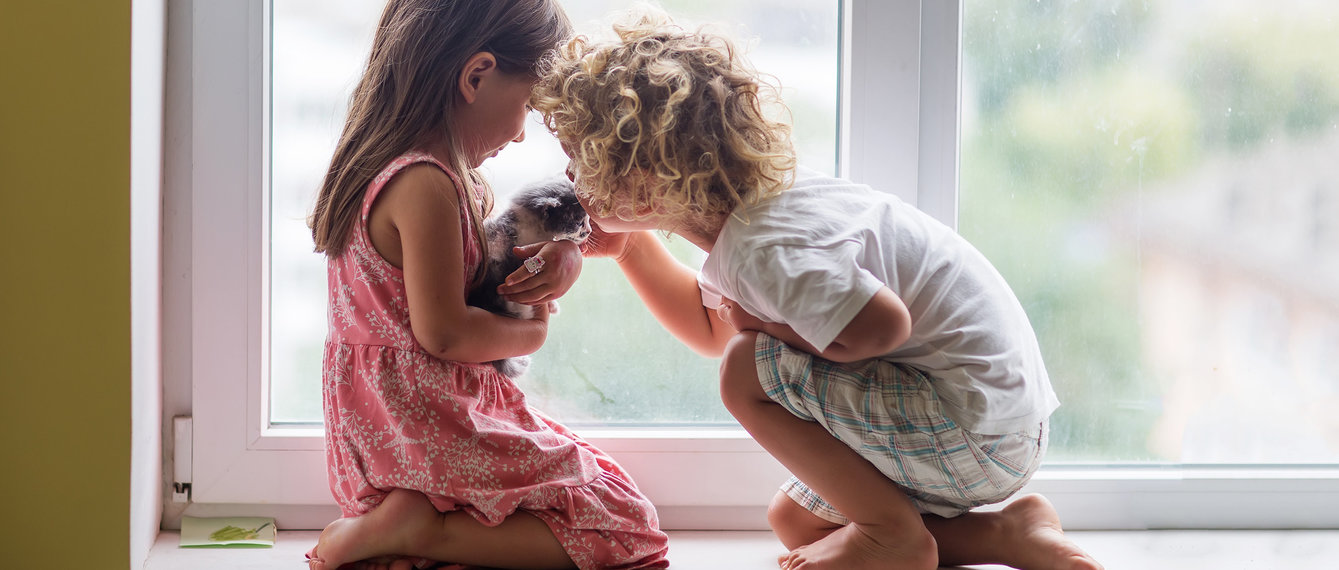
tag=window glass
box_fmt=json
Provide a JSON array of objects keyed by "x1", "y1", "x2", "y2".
[
  {"x1": 269, "y1": 0, "x2": 839, "y2": 425},
  {"x1": 960, "y1": 0, "x2": 1339, "y2": 461}
]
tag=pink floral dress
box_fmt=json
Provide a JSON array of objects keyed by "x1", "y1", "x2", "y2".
[{"x1": 322, "y1": 152, "x2": 669, "y2": 569}]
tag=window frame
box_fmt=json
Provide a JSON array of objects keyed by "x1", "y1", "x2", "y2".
[{"x1": 173, "y1": 0, "x2": 1339, "y2": 530}]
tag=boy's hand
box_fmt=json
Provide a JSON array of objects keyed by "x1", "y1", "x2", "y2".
[
  {"x1": 717, "y1": 298, "x2": 766, "y2": 332},
  {"x1": 719, "y1": 297, "x2": 827, "y2": 357},
  {"x1": 499, "y1": 239, "x2": 582, "y2": 306}
]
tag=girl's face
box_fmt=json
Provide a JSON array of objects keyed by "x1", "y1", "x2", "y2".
[{"x1": 457, "y1": 70, "x2": 537, "y2": 168}]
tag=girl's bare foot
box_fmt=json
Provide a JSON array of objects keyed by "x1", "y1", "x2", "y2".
[
  {"x1": 306, "y1": 488, "x2": 441, "y2": 570},
  {"x1": 999, "y1": 494, "x2": 1104, "y2": 570},
  {"x1": 776, "y1": 522, "x2": 937, "y2": 570}
]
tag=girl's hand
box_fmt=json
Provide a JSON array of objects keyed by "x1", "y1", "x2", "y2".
[
  {"x1": 499, "y1": 239, "x2": 582, "y2": 306},
  {"x1": 717, "y1": 298, "x2": 766, "y2": 332},
  {"x1": 578, "y1": 219, "x2": 634, "y2": 261}
]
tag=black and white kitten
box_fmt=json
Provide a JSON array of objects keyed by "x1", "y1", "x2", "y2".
[{"x1": 468, "y1": 176, "x2": 590, "y2": 377}]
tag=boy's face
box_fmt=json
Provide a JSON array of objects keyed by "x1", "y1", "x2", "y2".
[{"x1": 562, "y1": 151, "x2": 664, "y2": 233}]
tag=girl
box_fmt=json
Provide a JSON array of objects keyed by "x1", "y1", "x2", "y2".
[
  {"x1": 534, "y1": 9, "x2": 1102, "y2": 570},
  {"x1": 305, "y1": 1, "x2": 669, "y2": 568}
]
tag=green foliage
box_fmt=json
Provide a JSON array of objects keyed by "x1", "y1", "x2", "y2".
[
  {"x1": 961, "y1": 2, "x2": 1338, "y2": 460},
  {"x1": 964, "y1": 0, "x2": 1154, "y2": 114},
  {"x1": 1182, "y1": 12, "x2": 1339, "y2": 149},
  {"x1": 958, "y1": 144, "x2": 1161, "y2": 460},
  {"x1": 960, "y1": 1, "x2": 1198, "y2": 461},
  {"x1": 986, "y1": 68, "x2": 1198, "y2": 203}
]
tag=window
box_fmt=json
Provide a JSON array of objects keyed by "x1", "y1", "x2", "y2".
[
  {"x1": 958, "y1": 0, "x2": 1339, "y2": 463},
  {"x1": 269, "y1": 0, "x2": 840, "y2": 426},
  {"x1": 178, "y1": 0, "x2": 1339, "y2": 529}
]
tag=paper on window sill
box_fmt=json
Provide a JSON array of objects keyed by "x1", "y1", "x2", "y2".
[{"x1": 179, "y1": 516, "x2": 276, "y2": 548}]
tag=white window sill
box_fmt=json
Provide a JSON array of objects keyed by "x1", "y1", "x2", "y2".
[{"x1": 146, "y1": 529, "x2": 1339, "y2": 569}]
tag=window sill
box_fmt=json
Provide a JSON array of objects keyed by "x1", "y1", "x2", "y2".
[
  {"x1": 176, "y1": 465, "x2": 1339, "y2": 530},
  {"x1": 146, "y1": 529, "x2": 1339, "y2": 569}
]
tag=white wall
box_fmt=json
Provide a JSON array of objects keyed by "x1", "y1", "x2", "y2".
[{"x1": 132, "y1": 0, "x2": 166, "y2": 565}]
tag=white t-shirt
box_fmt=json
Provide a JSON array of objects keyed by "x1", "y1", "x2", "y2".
[{"x1": 698, "y1": 168, "x2": 1060, "y2": 434}]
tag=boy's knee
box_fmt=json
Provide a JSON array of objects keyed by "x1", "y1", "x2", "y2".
[
  {"x1": 766, "y1": 490, "x2": 805, "y2": 530},
  {"x1": 722, "y1": 330, "x2": 759, "y2": 364},
  {"x1": 767, "y1": 491, "x2": 843, "y2": 550},
  {"x1": 718, "y1": 331, "x2": 761, "y2": 413}
]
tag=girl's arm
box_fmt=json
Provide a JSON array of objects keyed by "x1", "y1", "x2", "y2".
[
  {"x1": 378, "y1": 165, "x2": 548, "y2": 362},
  {"x1": 597, "y1": 229, "x2": 737, "y2": 358},
  {"x1": 719, "y1": 287, "x2": 911, "y2": 363}
]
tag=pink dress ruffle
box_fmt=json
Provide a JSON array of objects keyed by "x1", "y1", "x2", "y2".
[{"x1": 322, "y1": 151, "x2": 669, "y2": 569}]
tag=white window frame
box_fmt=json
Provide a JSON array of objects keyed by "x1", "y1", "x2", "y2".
[{"x1": 172, "y1": 0, "x2": 1339, "y2": 530}]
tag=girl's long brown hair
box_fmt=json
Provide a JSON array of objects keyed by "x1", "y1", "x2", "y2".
[{"x1": 310, "y1": 0, "x2": 572, "y2": 279}]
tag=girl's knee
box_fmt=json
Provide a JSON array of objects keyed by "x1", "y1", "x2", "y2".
[{"x1": 718, "y1": 331, "x2": 761, "y2": 413}]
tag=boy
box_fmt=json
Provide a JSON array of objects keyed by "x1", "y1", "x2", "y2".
[{"x1": 534, "y1": 9, "x2": 1103, "y2": 570}]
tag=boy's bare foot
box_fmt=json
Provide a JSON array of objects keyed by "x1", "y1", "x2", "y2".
[
  {"x1": 776, "y1": 522, "x2": 936, "y2": 570},
  {"x1": 342, "y1": 558, "x2": 418, "y2": 570},
  {"x1": 998, "y1": 494, "x2": 1104, "y2": 570},
  {"x1": 306, "y1": 488, "x2": 441, "y2": 570}
]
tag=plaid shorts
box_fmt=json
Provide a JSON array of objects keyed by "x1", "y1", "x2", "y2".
[{"x1": 755, "y1": 334, "x2": 1047, "y2": 523}]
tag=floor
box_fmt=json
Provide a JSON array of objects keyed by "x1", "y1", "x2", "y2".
[{"x1": 147, "y1": 529, "x2": 1339, "y2": 569}]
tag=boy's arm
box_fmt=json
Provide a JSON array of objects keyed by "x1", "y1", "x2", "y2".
[
  {"x1": 717, "y1": 300, "x2": 821, "y2": 354},
  {"x1": 826, "y1": 287, "x2": 912, "y2": 361},
  {"x1": 720, "y1": 287, "x2": 911, "y2": 363},
  {"x1": 613, "y1": 231, "x2": 737, "y2": 358}
]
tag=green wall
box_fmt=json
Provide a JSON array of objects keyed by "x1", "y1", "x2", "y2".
[{"x1": 0, "y1": 2, "x2": 132, "y2": 568}]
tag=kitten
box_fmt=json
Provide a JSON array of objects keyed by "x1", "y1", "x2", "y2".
[{"x1": 468, "y1": 176, "x2": 591, "y2": 377}]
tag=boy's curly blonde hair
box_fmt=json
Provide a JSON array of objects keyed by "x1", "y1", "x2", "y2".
[{"x1": 532, "y1": 7, "x2": 796, "y2": 228}]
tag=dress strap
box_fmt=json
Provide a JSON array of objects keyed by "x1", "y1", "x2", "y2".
[
  {"x1": 360, "y1": 151, "x2": 465, "y2": 224},
  {"x1": 353, "y1": 151, "x2": 483, "y2": 272}
]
